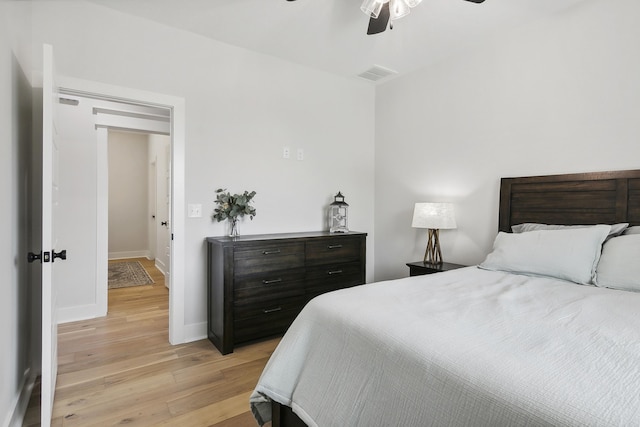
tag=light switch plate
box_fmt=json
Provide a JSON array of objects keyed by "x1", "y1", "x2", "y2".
[{"x1": 188, "y1": 203, "x2": 202, "y2": 218}]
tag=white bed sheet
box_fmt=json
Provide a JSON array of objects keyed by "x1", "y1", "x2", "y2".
[{"x1": 250, "y1": 267, "x2": 640, "y2": 426}]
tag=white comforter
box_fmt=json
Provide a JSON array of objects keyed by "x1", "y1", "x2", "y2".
[{"x1": 250, "y1": 267, "x2": 640, "y2": 426}]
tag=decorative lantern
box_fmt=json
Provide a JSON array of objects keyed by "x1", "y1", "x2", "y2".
[{"x1": 329, "y1": 192, "x2": 349, "y2": 233}]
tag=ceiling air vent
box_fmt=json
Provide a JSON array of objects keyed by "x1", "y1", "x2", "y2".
[{"x1": 357, "y1": 65, "x2": 398, "y2": 82}]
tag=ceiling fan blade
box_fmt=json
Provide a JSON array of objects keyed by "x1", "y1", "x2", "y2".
[
  {"x1": 463, "y1": 0, "x2": 486, "y2": 3},
  {"x1": 367, "y1": 2, "x2": 390, "y2": 35}
]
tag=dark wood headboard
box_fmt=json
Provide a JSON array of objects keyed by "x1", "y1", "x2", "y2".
[{"x1": 499, "y1": 170, "x2": 640, "y2": 232}]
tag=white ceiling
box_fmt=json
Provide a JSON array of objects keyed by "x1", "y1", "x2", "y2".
[{"x1": 86, "y1": 0, "x2": 587, "y2": 82}]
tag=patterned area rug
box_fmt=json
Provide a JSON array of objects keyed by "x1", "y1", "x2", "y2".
[{"x1": 108, "y1": 261, "x2": 154, "y2": 289}]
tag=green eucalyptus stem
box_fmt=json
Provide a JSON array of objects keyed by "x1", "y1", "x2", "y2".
[{"x1": 212, "y1": 188, "x2": 257, "y2": 223}]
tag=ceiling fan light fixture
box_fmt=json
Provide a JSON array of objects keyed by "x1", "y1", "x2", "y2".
[
  {"x1": 361, "y1": 0, "x2": 388, "y2": 19},
  {"x1": 363, "y1": 0, "x2": 486, "y2": 36},
  {"x1": 389, "y1": 0, "x2": 411, "y2": 20},
  {"x1": 404, "y1": 0, "x2": 423, "y2": 7}
]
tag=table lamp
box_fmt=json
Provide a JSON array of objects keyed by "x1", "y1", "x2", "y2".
[{"x1": 412, "y1": 202, "x2": 456, "y2": 265}]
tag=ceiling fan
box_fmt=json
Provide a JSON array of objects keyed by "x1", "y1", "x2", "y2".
[
  {"x1": 365, "y1": 0, "x2": 486, "y2": 35},
  {"x1": 286, "y1": 0, "x2": 486, "y2": 35}
]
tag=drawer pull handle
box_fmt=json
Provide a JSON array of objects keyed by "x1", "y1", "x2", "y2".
[
  {"x1": 328, "y1": 245, "x2": 343, "y2": 249},
  {"x1": 262, "y1": 278, "x2": 283, "y2": 285},
  {"x1": 262, "y1": 250, "x2": 281, "y2": 255},
  {"x1": 263, "y1": 307, "x2": 282, "y2": 314},
  {"x1": 328, "y1": 270, "x2": 343, "y2": 275}
]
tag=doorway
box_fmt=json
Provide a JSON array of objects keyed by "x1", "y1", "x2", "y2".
[
  {"x1": 106, "y1": 130, "x2": 171, "y2": 280},
  {"x1": 57, "y1": 78, "x2": 186, "y2": 344}
]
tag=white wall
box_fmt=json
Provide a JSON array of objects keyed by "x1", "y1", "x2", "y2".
[
  {"x1": 374, "y1": 0, "x2": 640, "y2": 280},
  {"x1": 28, "y1": 1, "x2": 375, "y2": 334},
  {"x1": 108, "y1": 130, "x2": 150, "y2": 259},
  {"x1": 1, "y1": 0, "x2": 37, "y2": 425}
]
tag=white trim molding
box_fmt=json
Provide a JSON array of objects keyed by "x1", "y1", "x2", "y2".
[
  {"x1": 3, "y1": 368, "x2": 35, "y2": 427},
  {"x1": 57, "y1": 75, "x2": 187, "y2": 345}
]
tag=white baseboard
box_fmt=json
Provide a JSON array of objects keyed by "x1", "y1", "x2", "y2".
[
  {"x1": 108, "y1": 250, "x2": 151, "y2": 260},
  {"x1": 57, "y1": 303, "x2": 104, "y2": 324},
  {"x1": 4, "y1": 368, "x2": 35, "y2": 427},
  {"x1": 183, "y1": 322, "x2": 207, "y2": 343},
  {"x1": 155, "y1": 258, "x2": 167, "y2": 275},
  {"x1": 154, "y1": 259, "x2": 170, "y2": 289}
]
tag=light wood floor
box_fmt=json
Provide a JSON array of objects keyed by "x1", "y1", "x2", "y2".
[{"x1": 24, "y1": 258, "x2": 278, "y2": 427}]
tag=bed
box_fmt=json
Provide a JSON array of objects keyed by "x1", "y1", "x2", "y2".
[{"x1": 250, "y1": 170, "x2": 640, "y2": 427}]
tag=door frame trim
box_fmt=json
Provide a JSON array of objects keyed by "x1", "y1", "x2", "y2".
[
  {"x1": 96, "y1": 127, "x2": 108, "y2": 318},
  {"x1": 58, "y1": 76, "x2": 186, "y2": 345}
]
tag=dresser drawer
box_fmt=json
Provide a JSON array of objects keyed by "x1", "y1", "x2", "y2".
[
  {"x1": 234, "y1": 296, "x2": 306, "y2": 342},
  {"x1": 234, "y1": 242, "x2": 304, "y2": 275},
  {"x1": 234, "y1": 311, "x2": 300, "y2": 343},
  {"x1": 305, "y1": 261, "x2": 364, "y2": 298},
  {"x1": 234, "y1": 268, "x2": 305, "y2": 304},
  {"x1": 305, "y1": 237, "x2": 362, "y2": 266},
  {"x1": 234, "y1": 295, "x2": 306, "y2": 320}
]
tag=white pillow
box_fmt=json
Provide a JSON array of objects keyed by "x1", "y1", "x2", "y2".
[
  {"x1": 512, "y1": 222, "x2": 628, "y2": 239},
  {"x1": 623, "y1": 226, "x2": 640, "y2": 235},
  {"x1": 480, "y1": 225, "x2": 611, "y2": 285},
  {"x1": 595, "y1": 234, "x2": 640, "y2": 292}
]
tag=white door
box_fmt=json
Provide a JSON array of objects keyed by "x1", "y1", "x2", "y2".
[
  {"x1": 163, "y1": 142, "x2": 171, "y2": 288},
  {"x1": 154, "y1": 137, "x2": 171, "y2": 286},
  {"x1": 41, "y1": 43, "x2": 63, "y2": 427},
  {"x1": 149, "y1": 158, "x2": 157, "y2": 261}
]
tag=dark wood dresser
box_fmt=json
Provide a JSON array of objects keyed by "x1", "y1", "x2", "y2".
[{"x1": 206, "y1": 231, "x2": 367, "y2": 354}]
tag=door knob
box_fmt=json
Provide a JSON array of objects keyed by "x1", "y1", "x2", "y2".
[
  {"x1": 52, "y1": 249, "x2": 67, "y2": 262},
  {"x1": 28, "y1": 251, "x2": 42, "y2": 263}
]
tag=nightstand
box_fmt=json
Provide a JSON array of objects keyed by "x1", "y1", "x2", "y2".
[{"x1": 406, "y1": 261, "x2": 466, "y2": 277}]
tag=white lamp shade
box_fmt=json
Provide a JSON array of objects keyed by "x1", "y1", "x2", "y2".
[
  {"x1": 389, "y1": 0, "x2": 411, "y2": 20},
  {"x1": 412, "y1": 202, "x2": 457, "y2": 229}
]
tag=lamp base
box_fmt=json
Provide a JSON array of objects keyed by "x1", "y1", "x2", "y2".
[{"x1": 423, "y1": 228, "x2": 443, "y2": 265}]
